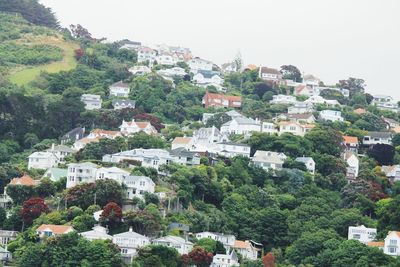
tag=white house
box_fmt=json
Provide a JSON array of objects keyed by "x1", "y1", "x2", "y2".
[
  {"x1": 87, "y1": 129, "x2": 122, "y2": 140},
  {"x1": 188, "y1": 57, "x2": 213, "y2": 73},
  {"x1": 81, "y1": 225, "x2": 112, "y2": 241},
  {"x1": 202, "y1": 110, "x2": 244, "y2": 125},
  {"x1": 128, "y1": 65, "x2": 151, "y2": 76},
  {"x1": 46, "y1": 144, "x2": 76, "y2": 164},
  {"x1": 66, "y1": 162, "x2": 98, "y2": 188},
  {"x1": 109, "y1": 81, "x2": 130, "y2": 98},
  {"x1": 343, "y1": 152, "x2": 359, "y2": 178},
  {"x1": 193, "y1": 70, "x2": 223, "y2": 86},
  {"x1": 270, "y1": 94, "x2": 297, "y2": 105},
  {"x1": 288, "y1": 102, "x2": 315, "y2": 114},
  {"x1": 362, "y1": 132, "x2": 392, "y2": 146},
  {"x1": 81, "y1": 94, "x2": 102, "y2": 110},
  {"x1": 122, "y1": 175, "x2": 155, "y2": 200},
  {"x1": 305, "y1": 96, "x2": 339, "y2": 106},
  {"x1": 278, "y1": 113, "x2": 316, "y2": 124},
  {"x1": 221, "y1": 62, "x2": 238, "y2": 74},
  {"x1": 343, "y1": 135, "x2": 359, "y2": 153},
  {"x1": 278, "y1": 121, "x2": 315, "y2": 137},
  {"x1": 157, "y1": 67, "x2": 186, "y2": 77},
  {"x1": 259, "y1": 67, "x2": 282, "y2": 82},
  {"x1": 96, "y1": 167, "x2": 129, "y2": 183},
  {"x1": 170, "y1": 148, "x2": 201, "y2": 166},
  {"x1": 381, "y1": 165, "x2": 400, "y2": 182},
  {"x1": 295, "y1": 157, "x2": 315, "y2": 175},
  {"x1": 214, "y1": 142, "x2": 251, "y2": 158},
  {"x1": 252, "y1": 150, "x2": 287, "y2": 171},
  {"x1": 384, "y1": 231, "x2": 400, "y2": 256},
  {"x1": 103, "y1": 149, "x2": 172, "y2": 170},
  {"x1": 152, "y1": 235, "x2": 193, "y2": 255},
  {"x1": 233, "y1": 240, "x2": 261, "y2": 261},
  {"x1": 112, "y1": 99, "x2": 136, "y2": 110},
  {"x1": 137, "y1": 46, "x2": 157, "y2": 63},
  {"x1": 294, "y1": 84, "x2": 318, "y2": 97},
  {"x1": 319, "y1": 110, "x2": 344, "y2": 122},
  {"x1": 0, "y1": 230, "x2": 18, "y2": 246},
  {"x1": 119, "y1": 119, "x2": 158, "y2": 135},
  {"x1": 195, "y1": 232, "x2": 236, "y2": 250},
  {"x1": 220, "y1": 117, "x2": 261, "y2": 135},
  {"x1": 348, "y1": 225, "x2": 377, "y2": 244},
  {"x1": 28, "y1": 151, "x2": 59, "y2": 170},
  {"x1": 211, "y1": 251, "x2": 239, "y2": 267},
  {"x1": 303, "y1": 74, "x2": 320, "y2": 88},
  {"x1": 37, "y1": 224, "x2": 74, "y2": 238},
  {"x1": 261, "y1": 122, "x2": 278, "y2": 134},
  {"x1": 372, "y1": 95, "x2": 399, "y2": 113},
  {"x1": 156, "y1": 52, "x2": 177, "y2": 66},
  {"x1": 192, "y1": 127, "x2": 229, "y2": 146},
  {"x1": 171, "y1": 137, "x2": 193, "y2": 150},
  {"x1": 113, "y1": 227, "x2": 150, "y2": 261}
]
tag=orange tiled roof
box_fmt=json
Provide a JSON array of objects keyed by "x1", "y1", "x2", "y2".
[
  {"x1": 37, "y1": 224, "x2": 73, "y2": 235},
  {"x1": 10, "y1": 175, "x2": 37, "y2": 186},
  {"x1": 206, "y1": 92, "x2": 242, "y2": 102},
  {"x1": 172, "y1": 137, "x2": 192, "y2": 144},
  {"x1": 245, "y1": 64, "x2": 258, "y2": 71},
  {"x1": 354, "y1": 108, "x2": 367, "y2": 114},
  {"x1": 91, "y1": 129, "x2": 120, "y2": 136},
  {"x1": 367, "y1": 241, "x2": 384, "y2": 247},
  {"x1": 343, "y1": 135, "x2": 358, "y2": 144},
  {"x1": 234, "y1": 240, "x2": 250, "y2": 249}
]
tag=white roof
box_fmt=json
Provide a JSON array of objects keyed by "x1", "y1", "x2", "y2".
[
  {"x1": 80, "y1": 225, "x2": 112, "y2": 240},
  {"x1": 153, "y1": 235, "x2": 193, "y2": 245},
  {"x1": 113, "y1": 228, "x2": 148, "y2": 239}
]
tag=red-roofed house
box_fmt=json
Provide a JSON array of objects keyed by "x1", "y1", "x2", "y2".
[
  {"x1": 87, "y1": 129, "x2": 122, "y2": 139},
  {"x1": 9, "y1": 175, "x2": 38, "y2": 186},
  {"x1": 171, "y1": 137, "x2": 193, "y2": 150},
  {"x1": 119, "y1": 119, "x2": 158, "y2": 135},
  {"x1": 384, "y1": 231, "x2": 400, "y2": 256},
  {"x1": 342, "y1": 135, "x2": 359, "y2": 153},
  {"x1": 233, "y1": 240, "x2": 261, "y2": 260},
  {"x1": 36, "y1": 224, "x2": 74, "y2": 238},
  {"x1": 202, "y1": 92, "x2": 242, "y2": 108}
]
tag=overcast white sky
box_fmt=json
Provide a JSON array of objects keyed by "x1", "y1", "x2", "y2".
[{"x1": 41, "y1": 0, "x2": 400, "y2": 99}]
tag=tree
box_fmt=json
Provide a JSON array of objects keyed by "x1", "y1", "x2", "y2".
[
  {"x1": 70, "y1": 24, "x2": 93, "y2": 39},
  {"x1": 100, "y1": 202, "x2": 122, "y2": 227},
  {"x1": 137, "y1": 245, "x2": 181, "y2": 267},
  {"x1": 305, "y1": 127, "x2": 343, "y2": 156},
  {"x1": 337, "y1": 78, "x2": 366, "y2": 96},
  {"x1": 21, "y1": 197, "x2": 48, "y2": 225},
  {"x1": 392, "y1": 134, "x2": 400, "y2": 147},
  {"x1": 368, "y1": 144, "x2": 395, "y2": 165},
  {"x1": 5, "y1": 185, "x2": 36, "y2": 205},
  {"x1": 188, "y1": 247, "x2": 213, "y2": 267},
  {"x1": 205, "y1": 113, "x2": 231, "y2": 129},
  {"x1": 280, "y1": 65, "x2": 302, "y2": 82},
  {"x1": 123, "y1": 210, "x2": 161, "y2": 237},
  {"x1": 262, "y1": 252, "x2": 276, "y2": 267}
]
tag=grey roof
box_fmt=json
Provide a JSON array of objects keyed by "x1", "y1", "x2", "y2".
[
  {"x1": 111, "y1": 81, "x2": 130, "y2": 88},
  {"x1": 295, "y1": 157, "x2": 314, "y2": 163},
  {"x1": 196, "y1": 70, "x2": 221, "y2": 79},
  {"x1": 366, "y1": 132, "x2": 393, "y2": 138},
  {"x1": 218, "y1": 142, "x2": 250, "y2": 147},
  {"x1": 223, "y1": 117, "x2": 259, "y2": 126},
  {"x1": 47, "y1": 145, "x2": 76, "y2": 153},
  {"x1": 113, "y1": 229, "x2": 147, "y2": 239},
  {"x1": 68, "y1": 162, "x2": 98, "y2": 168},
  {"x1": 62, "y1": 127, "x2": 85, "y2": 140},
  {"x1": 153, "y1": 235, "x2": 193, "y2": 245},
  {"x1": 170, "y1": 147, "x2": 199, "y2": 158}
]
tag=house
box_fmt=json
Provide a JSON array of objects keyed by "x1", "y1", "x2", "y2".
[
  {"x1": 157, "y1": 67, "x2": 187, "y2": 77},
  {"x1": 81, "y1": 94, "x2": 102, "y2": 110},
  {"x1": 152, "y1": 236, "x2": 193, "y2": 255},
  {"x1": 61, "y1": 127, "x2": 85, "y2": 145},
  {"x1": 348, "y1": 225, "x2": 377, "y2": 244},
  {"x1": 109, "y1": 81, "x2": 130, "y2": 98},
  {"x1": 195, "y1": 232, "x2": 236, "y2": 250},
  {"x1": 103, "y1": 149, "x2": 172, "y2": 170},
  {"x1": 36, "y1": 224, "x2": 74, "y2": 238},
  {"x1": 137, "y1": 46, "x2": 157, "y2": 63},
  {"x1": 119, "y1": 40, "x2": 141, "y2": 50},
  {"x1": 278, "y1": 121, "x2": 314, "y2": 137},
  {"x1": 119, "y1": 119, "x2": 158, "y2": 135},
  {"x1": 381, "y1": 165, "x2": 400, "y2": 182},
  {"x1": 211, "y1": 251, "x2": 239, "y2": 267},
  {"x1": 81, "y1": 225, "x2": 112, "y2": 241},
  {"x1": 87, "y1": 129, "x2": 122, "y2": 140},
  {"x1": 384, "y1": 231, "x2": 400, "y2": 256},
  {"x1": 73, "y1": 136, "x2": 102, "y2": 151},
  {"x1": 343, "y1": 136, "x2": 359, "y2": 153},
  {"x1": 122, "y1": 175, "x2": 155, "y2": 200},
  {"x1": 278, "y1": 113, "x2": 315, "y2": 124},
  {"x1": 112, "y1": 99, "x2": 136, "y2": 110},
  {"x1": 171, "y1": 137, "x2": 193, "y2": 150},
  {"x1": 383, "y1": 117, "x2": 400, "y2": 129},
  {"x1": 7, "y1": 175, "x2": 38, "y2": 190},
  {"x1": 193, "y1": 70, "x2": 223, "y2": 86},
  {"x1": 0, "y1": 247, "x2": 11, "y2": 262},
  {"x1": 27, "y1": 151, "x2": 59, "y2": 170},
  {"x1": 288, "y1": 102, "x2": 315, "y2": 114},
  {"x1": 270, "y1": 94, "x2": 297, "y2": 105},
  {"x1": 43, "y1": 168, "x2": 67, "y2": 182},
  {"x1": 295, "y1": 157, "x2": 316, "y2": 175},
  {"x1": 113, "y1": 227, "x2": 150, "y2": 263},
  {"x1": 202, "y1": 92, "x2": 242, "y2": 109},
  {"x1": 261, "y1": 122, "x2": 278, "y2": 134},
  {"x1": 259, "y1": 67, "x2": 282, "y2": 82},
  {"x1": 343, "y1": 152, "x2": 359, "y2": 178},
  {"x1": 372, "y1": 95, "x2": 399, "y2": 113},
  {"x1": 46, "y1": 144, "x2": 76, "y2": 163},
  {"x1": 128, "y1": 65, "x2": 151, "y2": 76},
  {"x1": 192, "y1": 126, "x2": 229, "y2": 146},
  {"x1": 319, "y1": 110, "x2": 344, "y2": 122},
  {"x1": 221, "y1": 62, "x2": 238, "y2": 74},
  {"x1": 220, "y1": 117, "x2": 261, "y2": 135},
  {"x1": 294, "y1": 84, "x2": 318, "y2": 97},
  {"x1": 233, "y1": 240, "x2": 261, "y2": 260},
  {"x1": 202, "y1": 110, "x2": 244, "y2": 124},
  {"x1": 66, "y1": 162, "x2": 98, "y2": 188},
  {"x1": 96, "y1": 167, "x2": 129, "y2": 183},
  {"x1": 156, "y1": 52, "x2": 177, "y2": 66},
  {"x1": 305, "y1": 95, "x2": 339, "y2": 106},
  {"x1": 303, "y1": 74, "x2": 320, "y2": 88},
  {"x1": 214, "y1": 142, "x2": 251, "y2": 158},
  {"x1": 0, "y1": 230, "x2": 18, "y2": 246},
  {"x1": 188, "y1": 57, "x2": 213, "y2": 73},
  {"x1": 362, "y1": 132, "x2": 392, "y2": 146},
  {"x1": 170, "y1": 148, "x2": 201, "y2": 166},
  {"x1": 252, "y1": 150, "x2": 287, "y2": 171}
]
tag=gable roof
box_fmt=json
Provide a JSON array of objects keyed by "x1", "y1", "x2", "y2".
[
  {"x1": 37, "y1": 224, "x2": 73, "y2": 235},
  {"x1": 260, "y1": 67, "x2": 281, "y2": 75},
  {"x1": 112, "y1": 99, "x2": 136, "y2": 107},
  {"x1": 10, "y1": 175, "x2": 37, "y2": 186},
  {"x1": 196, "y1": 70, "x2": 221, "y2": 79},
  {"x1": 367, "y1": 241, "x2": 384, "y2": 247},
  {"x1": 205, "y1": 92, "x2": 242, "y2": 102},
  {"x1": 91, "y1": 129, "x2": 121, "y2": 136},
  {"x1": 343, "y1": 135, "x2": 359, "y2": 144},
  {"x1": 113, "y1": 228, "x2": 147, "y2": 239},
  {"x1": 353, "y1": 108, "x2": 367, "y2": 114},
  {"x1": 172, "y1": 137, "x2": 192, "y2": 145},
  {"x1": 366, "y1": 131, "x2": 392, "y2": 139},
  {"x1": 110, "y1": 81, "x2": 129, "y2": 88},
  {"x1": 234, "y1": 240, "x2": 250, "y2": 249}
]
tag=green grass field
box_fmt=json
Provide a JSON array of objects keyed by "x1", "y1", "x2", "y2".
[{"x1": 9, "y1": 35, "x2": 79, "y2": 85}]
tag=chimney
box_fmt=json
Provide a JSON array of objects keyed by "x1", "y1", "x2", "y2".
[
  {"x1": 129, "y1": 226, "x2": 133, "y2": 232},
  {"x1": 51, "y1": 143, "x2": 55, "y2": 151}
]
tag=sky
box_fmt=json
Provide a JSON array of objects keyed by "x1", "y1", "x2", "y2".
[{"x1": 40, "y1": 0, "x2": 400, "y2": 99}]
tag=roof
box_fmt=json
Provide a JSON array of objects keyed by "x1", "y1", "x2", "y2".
[
  {"x1": 286, "y1": 113, "x2": 314, "y2": 120},
  {"x1": 37, "y1": 224, "x2": 73, "y2": 235},
  {"x1": 196, "y1": 70, "x2": 221, "y2": 79},
  {"x1": 47, "y1": 145, "x2": 76, "y2": 153},
  {"x1": 366, "y1": 131, "x2": 392, "y2": 139},
  {"x1": 205, "y1": 92, "x2": 242, "y2": 102},
  {"x1": 10, "y1": 175, "x2": 37, "y2": 186},
  {"x1": 353, "y1": 108, "x2": 367, "y2": 114},
  {"x1": 113, "y1": 228, "x2": 147, "y2": 239},
  {"x1": 172, "y1": 137, "x2": 192, "y2": 145},
  {"x1": 44, "y1": 168, "x2": 67, "y2": 180},
  {"x1": 234, "y1": 240, "x2": 250, "y2": 249},
  {"x1": 343, "y1": 135, "x2": 358, "y2": 144},
  {"x1": 62, "y1": 127, "x2": 85, "y2": 139},
  {"x1": 124, "y1": 120, "x2": 152, "y2": 129},
  {"x1": 110, "y1": 81, "x2": 129, "y2": 88},
  {"x1": 80, "y1": 225, "x2": 112, "y2": 239},
  {"x1": 343, "y1": 151, "x2": 357, "y2": 160},
  {"x1": 367, "y1": 241, "x2": 384, "y2": 247},
  {"x1": 295, "y1": 157, "x2": 314, "y2": 163},
  {"x1": 303, "y1": 74, "x2": 320, "y2": 81},
  {"x1": 153, "y1": 235, "x2": 192, "y2": 244},
  {"x1": 112, "y1": 99, "x2": 136, "y2": 107},
  {"x1": 218, "y1": 142, "x2": 250, "y2": 147},
  {"x1": 170, "y1": 147, "x2": 199, "y2": 157},
  {"x1": 253, "y1": 150, "x2": 287, "y2": 164},
  {"x1": 68, "y1": 162, "x2": 98, "y2": 168},
  {"x1": 91, "y1": 129, "x2": 120, "y2": 136},
  {"x1": 76, "y1": 137, "x2": 102, "y2": 144},
  {"x1": 260, "y1": 67, "x2": 281, "y2": 75},
  {"x1": 383, "y1": 117, "x2": 399, "y2": 125},
  {"x1": 244, "y1": 64, "x2": 258, "y2": 71}
]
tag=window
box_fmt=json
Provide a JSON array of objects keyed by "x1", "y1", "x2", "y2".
[
  {"x1": 390, "y1": 239, "x2": 397, "y2": 245},
  {"x1": 389, "y1": 247, "x2": 397, "y2": 253},
  {"x1": 353, "y1": 234, "x2": 361, "y2": 239}
]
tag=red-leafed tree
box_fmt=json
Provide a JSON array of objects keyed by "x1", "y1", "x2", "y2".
[
  {"x1": 21, "y1": 197, "x2": 48, "y2": 224},
  {"x1": 262, "y1": 252, "x2": 276, "y2": 267},
  {"x1": 181, "y1": 254, "x2": 190, "y2": 267},
  {"x1": 134, "y1": 113, "x2": 165, "y2": 132},
  {"x1": 100, "y1": 202, "x2": 122, "y2": 227},
  {"x1": 74, "y1": 48, "x2": 85, "y2": 60},
  {"x1": 188, "y1": 247, "x2": 213, "y2": 267}
]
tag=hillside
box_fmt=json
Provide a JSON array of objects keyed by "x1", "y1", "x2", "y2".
[{"x1": 0, "y1": 12, "x2": 78, "y2": 85}]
